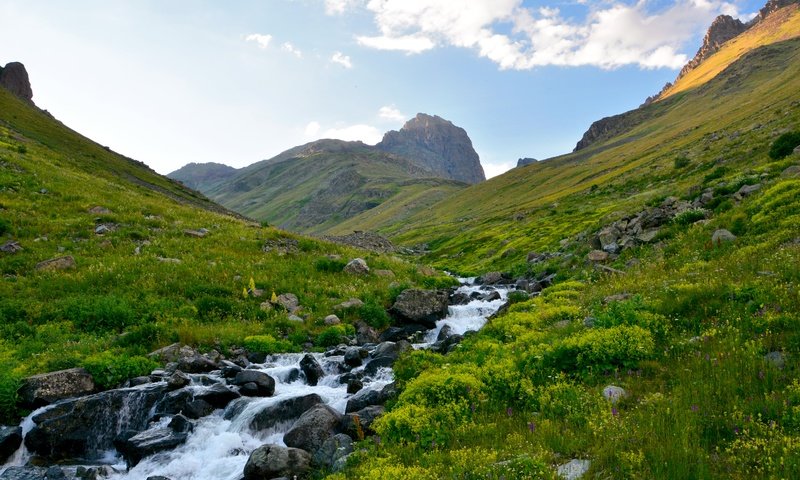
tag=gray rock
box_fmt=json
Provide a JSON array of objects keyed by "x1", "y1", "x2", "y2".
[
  {"x1": 390, "y1": 289, "x2": 449, "y2": 328},
  {"x1": 116, "y1": 426, "x2": 189, "y2": 466},
  {"x1": 478, "y1": 271, "x2": 503, "y2": 284},
  {"x1": 300, "y1": 354, "x2": 325, "y2": 386},
  {"x1": 587, "y1": 250, "x2": 609, "y2": 262},
  {"x1": 344, "y1": 347, "x2": 363, "y2": 368},
  {"x1": 283, "y1": 404, "x2": 342, "y2": 453},
  {"x1": 20, "y1": 368, "x2": 95, "y2": 408},
  {"x1": 347, "y1": 378, "x2": 363, "y2": 394},
  {"x1": 0, "y1": 62, "x2": 34, "y2": 103},
  {"x1": 94, "y1": 225, "x2": 111, "y2": 235},
  {"x1": 45, "y1": 467, "x2": 66, "y2": 480},
  {"x1": 193, "y1": 383, "x2": 240, "y2": 408},
  {"x1": 166, "y1": 371, "x2": 190, "y2": 390},
  {"x1": 233, "y1": 370, "x2": 275, "y2": 397},
  {"x1": 183, "y1": 229, "x2": 207, "y2": 238},
  {"x1": 636, "y1": 228, "x2": 659, "y2": 243},
  {"x1": 249, "y1": 394, "x2": 323, "y2": 432},
  {"x1": 0, "y1": 467, "x2": 48, "y2": 480},
  {"x1": 557, "y1": 459, "x2": 591, "y2": 479},
  {"x1": 734, "y1": 183, "x2": 761, "y2": 199},
  {"x1": 711, "y1": 229, "x2": 736, "y2": 244},
  {"x1": 324, "y1": 314, "x2": 341, "y2": 325},
  {"x1": 312, "y1": 433, "x2": 353, "y2": 468},
  {"x1": 355, "y1": 321, "x2": 380, "y2": 345},
  {"x1": 0, "y1": 241, "x2": 22, "y2": 254},
  {"x1": 243, "y1": 444, "x2": 312, "y2": 480},
  {"x1": 341, "y1": 405, "x2": 385, "y2": 439},
  {"x1": 0, "y1": 426, "x2": 22, "y2": 463},
  {"x1": 34, "y1": 255, "x2": 76, "y2": 271},
  {"x1": 276, "y1": 293, "x2": 300, "y2": 313},
  {"x1": 183, "y1": 399, "x2": 214, "y2": 419},
  {"x1": 764, "y1": 351, "x2": 785, "y2": 369},
  {"x1": 343, "y1": 258, "x2": 369, "y2": 275},
  {"x1": 781, "y1": 165, "x2": 800, "y2": 178},
  {"x1": 335, "y1": 298, "x2": 364, "y2": 310},
  {"x1": 602, "y1": 385, "x2": 628, "y2": 404},
  {"x1": 345, "y1": 383, "x2": 396, "y2": 413}
]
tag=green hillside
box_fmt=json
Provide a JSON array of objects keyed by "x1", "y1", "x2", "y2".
[
  {"x1": 0, "y1": 87, "x2": 453, "y2": 421},
  {"x1": 203, "y1": 139, "x2": 466, "y2": 234}
]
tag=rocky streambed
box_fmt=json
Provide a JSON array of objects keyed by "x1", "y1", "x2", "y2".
[{"x1": 0, "y1": 280, "x2": 512, "y2": 480}]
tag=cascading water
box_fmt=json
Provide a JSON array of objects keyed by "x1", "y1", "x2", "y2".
[{"x1": 1, "y1": 280, "x2": 511, "y2": 480}]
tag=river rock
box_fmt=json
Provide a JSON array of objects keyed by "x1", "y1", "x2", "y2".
[
  {"x1": 347, "y1": 378, "x2": 363, "y2": 394},
  {"x1": 220, "y1": 361, "x2": 243, "y2": 379},
  {"x1": 300, "y1": 354, "x2": 325, "y2": 386},
  {"x1": 283, "y1": 404, "x2": 342, "y2": 453},
  {"x1": 232, "y1": 370, "x2": 275, "y2": 397},
  {"x1": 20, "y1": 368, "x2": 95, "y2": 408},
  {"x1": 364, "y1": 341, "x2": 410, "y2": 376},
  {"x1": 355, "y1": 321, "x2": 380, "y2": 345},
  {"x1": 340, "y1": 405, "x2": 385, "y2": 438},
  {"x1": 344, "y1": 347, "x2": 364, "y2": 368},
  {"x1": 25, "y1": 384, "x2": 167, "y2": 461},
  {"x1": 343, "y1": 258, "x2": 369, "y2": 275},
  {"x1": 345, "y1": 383, "x2": 396, "y2": 413},
  {"x1": 711, "y1": 229, "x2": 736, "y2": 244},
  {"x1": 166, "y1": 371, "x2": 190, "y2": 390},
  {"x1": 176, "y1": 353, "x2": 218, "y2": 374},
  {"x1": 34, "y1": 255, "x2": 76, "y2": 271},
  {"x1": 0, "y1": 467, "x2": 48, "y2": 479},
  {"x1": 390, "y1": 289, "x2": 449, "y2": 328},
  {"x1": 249, "y1": 394, "x2": 323, "y2": 432},
  {"x1": 117, "y1": 425, "x2": 189, "y2": 467},
  {"x1": 312, "y1": 433, "x2": 353, "y2": 468},
  {"x1": 478, "y1": 271, "x2": 504, "y2": 284},
  {"x1": 193, "y1": 383, "x2": 240, "y2": 408},
  {"x1": 0, "y1": 426, "x2": 22, "y2": 463},
  {"x1": 243, "y1": 444, "x2": 312, "y2": 480},
  {"x1": 183, "y1": 399, "x2": 214, "y2": 419}
]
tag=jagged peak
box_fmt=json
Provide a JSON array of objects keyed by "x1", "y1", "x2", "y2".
[{"x1": 0, "y1": 61, "x2": 34, "y2": 104}]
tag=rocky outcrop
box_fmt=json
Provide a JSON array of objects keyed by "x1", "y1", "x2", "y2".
[
  {"x1": 243, "y1": 444, "x2": 312, "y2": 480},
  {"x1": 390, "y1": 289, "x2": 449, "y2": 328},
  {"x1": 676, "y1": 15, "x2": 748, "y2": 82},
  {"x1": 516, "y1": 157, "x2": 537, "y2": 168},
  {"x1": 19, "y1": 368, "x2": 95, "y2": 408},
  {"x1": 377, "y1": 113, "x2": 485, "y2": 184},
  {"x1": 0, "y1": 62, "x2": 33, "y2": 104},
  {"x1": 574, "y1": 111, "x2": 643, "y2": 152}
]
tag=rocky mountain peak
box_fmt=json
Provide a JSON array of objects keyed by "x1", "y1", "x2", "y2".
[
  {"x1": 757, "y1": 0, "x2": 799, "y2": 21},
  {"x1": 676, "y1": 15, "x2": 747, "y2": 81},
  {"x1": 377, "y1": 113, "x2": 485, "y2": 184},
  {"x1": 0, "y1": 62, "x2": 34, "y2": 104},
  {"x1": 517, "y1": 158, "x2": 537, "y2": 168}
]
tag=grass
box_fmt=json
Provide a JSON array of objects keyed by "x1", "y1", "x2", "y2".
[{"x1": 0, "y1": 87, "x2": 454, "y2": 422}]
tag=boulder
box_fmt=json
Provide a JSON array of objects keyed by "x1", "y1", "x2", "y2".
[
  {"x1": 0, "y1": 467, "x2": 48, "y2": 479},
  {"x1": 183, "y1": 229, "x2": 207, "y2": 238},
  {"x1": 711, "y1": 229, "x2": 736, "y2": 244},
  {"x1": 243, "y1": 444, "x2": 312, "y2": 480},
  {"x1": 378, "y1": 324, "x2": 426, "y2": 342},
  {"x1": 478, "y1": 271, "x2": 503, "y2": 284},
  {"x1": 347, "y1": 379, "x2": 363, "y2": 394},
  {"x1": 390, "y1": 289, "x2": 449, "y2": 328},
  {"x1": 636, "y1": 228, "x2": 659, "y2": 243},
  {"x1": 193, "y1": 383, "x2": 240, "y2": 408},
  {"x1": 355, "y1": 321, "x2": 380, "y2": 345},
  {"x1": 0, "y1": 426, "x2": 22, "y2": 463},
  {"x1": 596, "y1": 226, "x2": 621, "y2": 250},
  {"x1": 764, "y1": 351, "x2": 785, "y2": 369},
  {"x1": 166, "y1": 371, "x2": 190, "y2": 390},
  {"x1": 335, "y1": 298, "x2": 364, "y2": 310},
  {"x1": 300, "y1": 354, "x2": 326, "y2": 386},
  {"x1": 232, "y1": 370, "x2": 275, "y2": 397},
  {"x1": 276, "y1": 293, "x2": 300, "y2": 313},
  {"x1": 557, "y1": 459, "x2": 591, "y2": 480},
  {"x1": 34, "y1": 255, "x2": 76, "y2": 271},
  {"x1": 345, "y1": 383, "x2": 396, "y2": 413},
  {"x1": 449, "y1": 291, "x2": 471, "y2": 305},
  {"x1": 734, "y1": 183, "x2": 761, "y2": 199},
  {"x1": 312, "y1": 433, "x2": 353, "y2": 468},
  {"x1": 340, "y1": 405, "x2": 385, "y2": 439},
  {"x1": 283, "y1": 404, "x2": 342, "y2": 453},
  {"x1": 183, "y1": 399, "x2": 214, "y2": 419},
  {"x1": 587, "y1": 250, "x2": 609, "y2": 262},
  {"x1": 343, "y1": 258, "x2": 369, "y2": 275},
  {"x1": 20, "y1": 368, "x2": 95, "y2": 408},
  {"x1": 344, "y1": 347, "x2": 364, "y2": 368},
  {"x1": 177, "y1": 354, "x2": 218, "y2": 374},
  {"x1": 0, "y1": 241, "x2": 22, "y2": 254},
  {"x1": 602, "y1": 385, "x2": 628, "y2": 404},
  {"x1": 25, "y1": 384, "x2": 167, "y2": 461},
  {"x1": 324, "y1": 314, "x2": 341, "y2": 325},
  {"x1": 116, "y1": 426, "x2": 189, "y2": 467},
  {"x1": 374, "y1": 269, "x2": 395, "y2": 278},
  {"x1": 249, "y1": 394, "x2": 323, "y2": 432}
]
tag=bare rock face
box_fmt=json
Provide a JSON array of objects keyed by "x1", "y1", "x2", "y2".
[
  {"x1": 377, "y1": 113, "x2": 485, "y2": 184},
  {"x1": 20, "y1": 368, "x2": 95, "y2": 408},
  {"x1": 676, "y1": 15, "x2": 747, "y2": 82},
  {"x1": 0, "y1": 62, "x2": 33, "y2": 103}
]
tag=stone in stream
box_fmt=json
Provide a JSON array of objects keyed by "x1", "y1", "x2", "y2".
[
  {"x1": 340, "y1": 405, "x2": 385, "y2": 439},
  {"x1": 299, "y1": 354, "x2": 325, "y2": 386},
  {"x1": 345, "y1": 383, "x2": 396, "y2": 413},
  {"x1": 347, "y1": 378, "x2": 363, "y2": 394},
  {"x1": 232, "y1": 370, "x2": 276, "y2": 397},
  {"x1": 283, "y1": 404, "x2": 342, "y2": 454},
  {"x1": 0, "y1": 425, "x2": 23, "y2": 463},
  {"x1": 166, "y1": 370, "x2": 190, "y2": 390},
  {"x1": 390, "y1": 289, "x2": 449, "y2": 328},
  {"x1": 183, "y1": 399, "x2": 215, "y2": 419},
  {"x1": 313, "y1": 433, "x2": 354, "y2": 468},
  {"x1": 343, "y1": 347, "x2": 364, "y2": 368},
  {"x1": 243, "y1": 444, "x2": 312, "y2": 480},
  {"x1": 19, "y1": 368, "x2": 95, "y2": 408},
  {"x1": 193, "y1": 383, "x2": 240, "y2": 408},
  {"x1": 249, "y1": 394, "x2": 324, "y2": 432},
  {"x1": 116, "y1": 424, "x2": 190, "y2": 467},
  {"x1": 0, "y1": 467, "x2": 49, "y2": 479}
]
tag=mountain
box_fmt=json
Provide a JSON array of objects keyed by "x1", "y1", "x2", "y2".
[
  {"x1": 200, "y1": 138, "x2": 466, "y2": 233},
  {"x1": 0, "y1": 62, "x2": 33, "y2": 104},
  {"x1": 171, "y1": 113, "x2": 480, "y2": 234},
  {"x1": 376, "y1": 113, "x2": 485, "y2": 184},
  {"x1": 516, "y1": 157, "x2": 537, "y2": 168},
  {"x1": 168, "y1": 162, "x2": 239, "y2": 192}
]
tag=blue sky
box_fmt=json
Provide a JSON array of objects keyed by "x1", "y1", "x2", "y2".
[{"x1": 0, "y1": 0, "x2": 763, "y2": 177}]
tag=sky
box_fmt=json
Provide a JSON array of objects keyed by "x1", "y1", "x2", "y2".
[{"x1": 0, "y1": 0, "x2": 764, "y2": 178}]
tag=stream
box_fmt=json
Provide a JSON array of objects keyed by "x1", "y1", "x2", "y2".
[{"x1": 1, "y1": 280, "x2": 510, "y2": 479}]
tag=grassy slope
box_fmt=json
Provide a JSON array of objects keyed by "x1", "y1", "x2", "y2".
[
  {"x1": 384, "y1": 35, "x2": 800, "y2": 276},
  {"x1": 0, "y1": 88, "x2": 454, "y2": 420},
  {"x1": 662, "y1": 4, "x2": 800, "y2": 99},
  {"x1": 204, "y1": 143, "x2": 466, "y2": 235},
  {"x1": 327, "y1": 33, "x2": 800, "y2": 480}
]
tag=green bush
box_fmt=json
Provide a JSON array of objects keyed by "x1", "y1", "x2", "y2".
[
  {"x1": 0, "y1": 218, "x2": 10, "y2": 236},
  {"x1": 399, "y1": 369, "x2": 484, "y2": 407},
  {"x1": 195, "y1": 295, "x2": 236, "y2": 322},
  {"x1": 0, "y1": 370, "x2": 21, "y2": 423},
  {"x1": 16, "y1": 145, "x2": 27, "y2": 154},
  {"x1": 393, "y1": 350, "x2": 442, "y2": 390},
  {"x1": 314, "y1": 257, "x2": 347, "y2": 272},
  {"x1": 359, "y1": 302, "x2": 391, "y2": 329},
  {"x1": 768, "y1": 131, "x2": 800, "y2": 159},
  {"x1": 674, "y1": 155, "x2": 691, "y2": 169},
  {"x1": 673, "y1": 208, "x2": 706, "y2": 226},
  {"x1": 317, "y1": 325, "x2": 348, "y2": 347},
  {"x1": 243, "y1": 334, "x2": 293, "y2": 354},
  {"x1": 543, "y1": 325, "x2": 655, "y2": 373},
  {"x1": 114, "y1": 323, "x2": 168, "y2": 351},
  {"x1": 64, "y1": 295, "x2": 137, "y2": 333},
  {"x1": 82, "y1": 352, "x2": 158, "y2": 390},
  {"x1": 507, "y1": 290, "x2": 530, "y2": 304}
]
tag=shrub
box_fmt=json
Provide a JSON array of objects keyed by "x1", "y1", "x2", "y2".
[
  {"x1": 359, "y1": 302, "x2": 390, "y2": 329},
  {"x1": 243, "y1": 334, "x2": 292, "y2": 354},
  {"x1": 399, "y1": 369, "x2": 484, "y2": 407},
  {"x1": 768, "y1": 131, "x2": 800, "y2": 159},
  {"x1": 82, "y1": 352, "x2": 158, "y2": 390},
  {"x1": 195, "y1": 295, "x2": 235, "y2": 322},
  {"x1": 543, "y1": 325, "x2": 655, "y2": 373},
  {"x1": 673, "y1": 208, "x2": 706, "y2": 226},
  {"x1": 64, "y1": 295, "x2": 137, "y2": 332},
  {"x1": 0, "y1": 370, "x2": 21, "y2": 423},
  {"x1": 393, "y1": 350, "x2": 443, "y2": 390},
  {"x1": 314, "y1": 257, "x2": 346, "y2": 272},
  {"x1": 16, "y1": 145, "x2": 27, "y2": 154},
  {"x1": 0, "y1": 218, "x2": 10, "y2": 236},
  {"x1": 674, "y1": 155, "x2": 690, "y2": 169},
  {"x1": 507, "y1": 290, "x2": 530, "y2": 304},
  {"x1": 317, "y1": 325, "x2": 348, "y2": 347}
]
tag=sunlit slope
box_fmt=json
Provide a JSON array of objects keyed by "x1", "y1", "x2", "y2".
[
  {"x1": 387, "y1": 38, "x2": 800, "y2": 273},
  {"x1": 662, "y1": 3, "x2": 800, "y2": 99}
]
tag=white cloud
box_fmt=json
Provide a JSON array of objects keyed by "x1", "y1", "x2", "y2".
[
  {"x1": 282, "y1": 42, "x2": 303, "y2": 58},
  {"x1": 378, "y1": 105, "x2": 406, "y2": 122},
  {"x1": 245, "y1": 33, "x2": 272, "y2": 49},
  {"x1": 483, "y1": 161, "x2": 515, "y2": 179},
  {"x1": 304, "y1": 120, "x2": 383, "y2": 144},
  {"x1": 338, "y1": 0, "x2": 742, "y2": 70},
  {"x1": 331, "y1": 51, "x2": 353, "y2": 68}
]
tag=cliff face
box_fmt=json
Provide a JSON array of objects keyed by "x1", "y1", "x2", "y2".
[
  {"x1": 676, "y1": 15, "x2": 748, "y2": 83},
  {"x1": 377, "y1": 113, "x2": 486, "y2": 184},
  {"x1": 0, "y1": 62, "x2": 34, "y2": 104}
]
